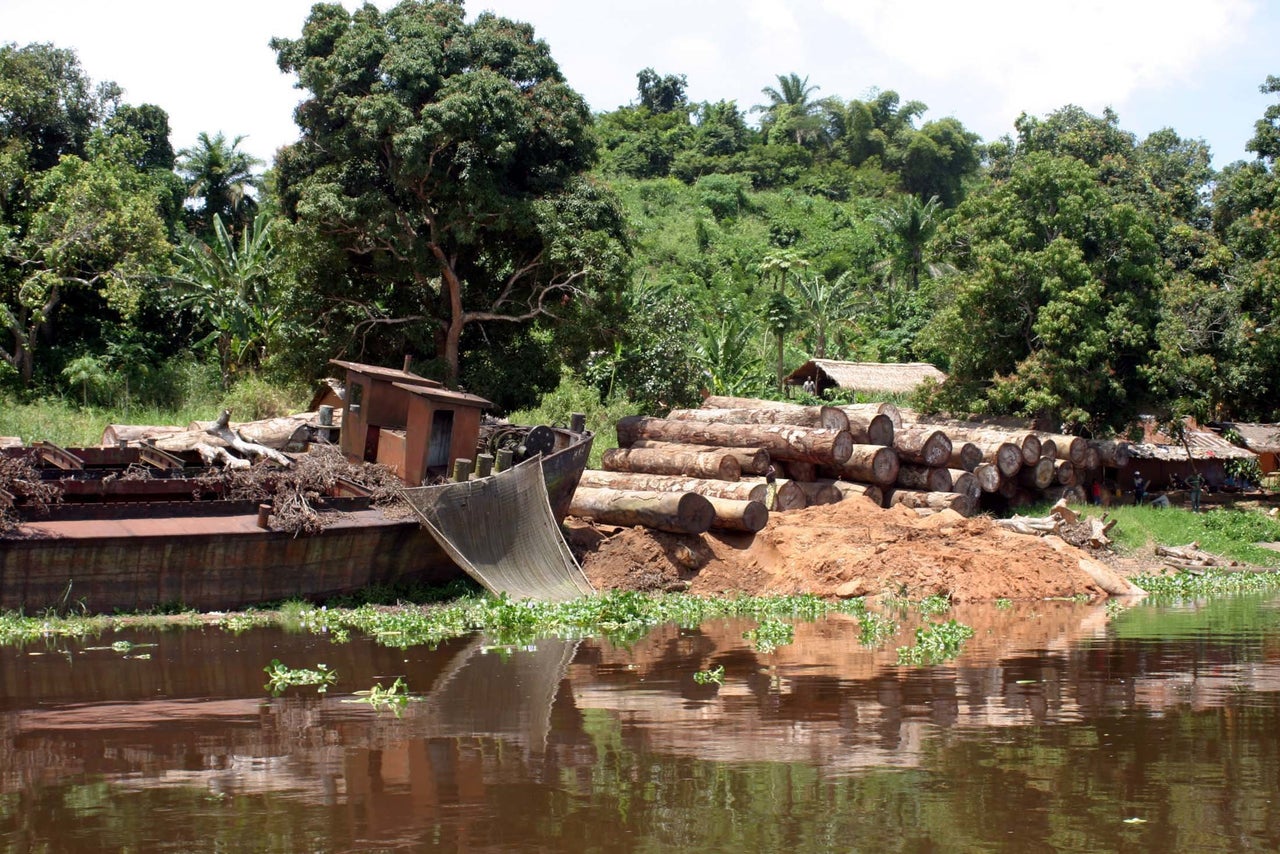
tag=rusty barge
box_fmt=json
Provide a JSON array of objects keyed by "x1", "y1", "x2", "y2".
[{"x1": 0, "y1": 360, "x2": 593, "y2": 613}]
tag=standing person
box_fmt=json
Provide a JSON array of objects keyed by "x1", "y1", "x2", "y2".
[
  {"x1": 1186, "y1": 471, "x2": 1205, "y2": 512},
  {"x1": 1132, "y1": 472, "x2": 1147, "y2": 505}
]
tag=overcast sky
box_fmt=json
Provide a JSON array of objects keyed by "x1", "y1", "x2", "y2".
[{"x1": 6, "y1": 0, "x2": 1276, "y2": 171}]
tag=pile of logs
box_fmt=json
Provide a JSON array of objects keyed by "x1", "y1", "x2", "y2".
[
  {"x1": 1155, "y1": 542, "x2": 1253, "y2": 574},
  {"x1": 570, "y1": 395, "x2": 1134, "y2": 536}
]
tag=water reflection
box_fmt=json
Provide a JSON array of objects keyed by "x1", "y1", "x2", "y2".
[{"x1": 2, "y1": 595, "x2": 1280, "y2": 851}]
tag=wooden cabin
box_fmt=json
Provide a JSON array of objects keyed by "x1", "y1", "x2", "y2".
[
  {"x1": 1126, "y1": 416, "x2": 1257, "y2": 490},
  {"x1": 331, "y1": 359, "x2": 492, "y2": 485}
]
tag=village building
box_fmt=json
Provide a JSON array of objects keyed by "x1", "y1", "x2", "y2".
[
  {"x1": 1125, "y1": 416, "x2": 1256, "y2": 492},
  {"x1": 784, "y1": 359, "x2": 946, "y2": 399},
  {"x1": 1214, "y1": 422, "x2": 1280, "y2": 476}
]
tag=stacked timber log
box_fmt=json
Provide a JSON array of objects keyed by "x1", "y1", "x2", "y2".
[{"x1": 570, "y1": 396, "x2": 1134, "y2": 535}]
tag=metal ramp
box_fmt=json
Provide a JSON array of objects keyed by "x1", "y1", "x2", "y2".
[{"x1": 400, "y1": 456, "x2": 594, "y2": 602}]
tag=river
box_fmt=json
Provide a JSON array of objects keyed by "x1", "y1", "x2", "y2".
[{"x1": 2, "y1": 594, "x2": 1279, "y2": 851}]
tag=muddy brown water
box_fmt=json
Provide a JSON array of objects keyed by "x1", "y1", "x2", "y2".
[{"x1": 3, "y1": 596, "x2": 1280, "y2": 852}]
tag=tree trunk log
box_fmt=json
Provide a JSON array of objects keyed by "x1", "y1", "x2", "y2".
[
  {"x1": 1092, "y1": 440, "x2": 1133, "y2": 468},
  {"x1": 1082, "y1": 445, "x2": 1101, "y2": 471},
  {"x1": 1042, "y1": 485, "x2": 1088, "y2": 505},
  {"x1": 99, "y1": 425, "x2": 187, "y2": 446},
  {"x1": 893, "y1": 425, "x2": 952, "y2": 467},
  {"x1": 629, "y1": 440, "x2": 770, "y2": 475},
  {"x1": 948, "y1": 469, "x2": 981, "y2": 499},
  {"x1": 703, "y1": 496, "x2": 770, "y2": 533},
  {"x1": 739, "y1": 476, "x2": 808, "y2": 511},
  {"x1": 1038, "y1": 438, "x2": 1057, "y2": 461},
  {"x1": 884, "y1": 489, "x2": 978, "y2": 517},
  {"x1": 1017, "y1": 457, "x2": 1056, "y2": 490},
  {"x1": 1054, "y1": 459, "x2": 1076, "y2": 486},
  {"x1": 846, "y1": 413, "x2": 894, "y2": 446},
  {"x1": 948, "y1": 441, "x2": 983, "y2": 472},
  {"x1": 616, "y1": 416, "x2": 852, "y2": 466},
  {"x1": 897, "y1": 464, "x2": 952, "y2": 492},
  {"x1": 976, "y1": 441, "x2": 1023, "y2": 477},
  {"x1": 188, "y1": 415, "x2": 312, "y2": 450},
  {"x1": 792, "y1": 480, "x2": 842, "y2": 506},
  {"x1": 972, "y1": 462, "x2": 1003, "y2": 493},
  {"x1": 569, "y1": 487, "x2": 714, "y2": 534},
  {"x1": 579, "y1": 469, "x2": 768, "y2": 502},
  {"x1": 841, "y1": 402, "x2": 903, "y2": 429},
  {"x1": 781, "y1": 460, "x2": 816, "y2": 482},
  {"x1": 203, "y1": 410, "x2": 293, "y2": 466},
  {"x1": 1040, "y1": 433, "x2": 1088, "y2": 466},
  {"x1": 671, "y1": 405, "x2": 848, "y2": 432},
  {"x1": 602, "y1": 447, "x2": 741, "y2": 481},
  {"x1": 824, "y1": 444, "x2": 900, "y2": 485},
  {"x1": 814, "y1": 479, "x2": 884, "y2": 507}
]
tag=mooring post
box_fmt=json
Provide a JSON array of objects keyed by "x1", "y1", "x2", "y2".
[
  {"x1": 495, "y1": 448, "x2": 514, "y2": 472},
  {"x1": 256, "y1": 504, "x2": 272, "y2": 529},
  {"x1": 476, "y1": 453, "x2": 494, "y2": 478},
  {"x1": 570, "y1": 412, "x2": 586, "y2": 433},
  {"x1": 317, "y1": 404, "x2": 334, "y2": 443},
  {"x1": 452, "y1": 458, "x2": 473, "y2": 482}
]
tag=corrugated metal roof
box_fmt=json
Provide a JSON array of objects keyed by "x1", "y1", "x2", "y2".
[
  {"x1": 1218, "y1": 422, "x2": 1280, "y2": 454},
  {"x1": 1129, "y1": 428, "x2": 1256, "y2": 461},
  {"x1": 330, "y1": 359, "x2": 442, "y2": 388},
  {"x1": 786, "y1": 360, "x2": 947, "y2": 395}
]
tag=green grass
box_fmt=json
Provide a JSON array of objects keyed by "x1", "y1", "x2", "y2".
[
  {"x1": 506, "y1": 370, "x2": 643, "y2": 469},
  {"x1": 0, "y1": 379, "x2": 310, "y2": 447},
  {"x1": 1092, "y1": 504, "x2": 1280, "y2": 567}
]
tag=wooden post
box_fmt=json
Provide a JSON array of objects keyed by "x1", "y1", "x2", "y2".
[
  {"x1": 476, "y1": 453, "x2": 494, "y2": 478},
  {"x1": 403, "y1": 354, "x2": 414, "y2": 373},
  {"x1": 570, "y1": 412, "x2": 586, "y2": 433},
  {"x1": 496, "y1": 448, "x2": 513, "y2": 472},
  {"x1": 453, "y1": 458, "x2": 473, "y2": 482},
  {"x1": 256, "y1": 504, "x2": 272, "y2": 529}
]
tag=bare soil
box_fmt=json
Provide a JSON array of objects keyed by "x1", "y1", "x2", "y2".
[{"x1": 570, "y1": 496, "x2": 1135, "y2": 602}]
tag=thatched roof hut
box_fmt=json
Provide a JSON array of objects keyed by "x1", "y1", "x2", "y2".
[{"x1": 785, "y1": 360, "x2": 946, "y2": 397}]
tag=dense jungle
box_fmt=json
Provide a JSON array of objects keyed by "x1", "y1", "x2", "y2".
[{"x1": 2, "y1": 0, "x2": 1279, "y2": 440}]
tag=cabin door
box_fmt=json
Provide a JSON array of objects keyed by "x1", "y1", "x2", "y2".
[{"x1": 427, "y1": 409, "x2": 454, "y2": 474}]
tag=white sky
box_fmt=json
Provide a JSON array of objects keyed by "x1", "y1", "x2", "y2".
[{"x1": 5, "y1": 0, "x2": 1275, "y2": 171}]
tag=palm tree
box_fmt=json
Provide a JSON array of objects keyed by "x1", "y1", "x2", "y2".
[
  {"x1": 873, "y1": 194, "x2": 945, "y2": 323},
  {"x1": 697, "y1": 314, "x2": 766, "y2": 396},
  {"x1": 754, "y1": 73, "x2": 827, "y2": 147},
  {"x1": 176, "y1": 132, "x2": 262, "y2": 236}
]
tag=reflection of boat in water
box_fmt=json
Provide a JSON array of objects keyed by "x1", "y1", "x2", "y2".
[{"x1": 0, "y1": 359, "x2": 592, "y2": 613}]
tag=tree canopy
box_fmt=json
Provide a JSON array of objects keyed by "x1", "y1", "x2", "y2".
[{"x1": 271, "y1": 0, "x2": 629, "y2": 388}]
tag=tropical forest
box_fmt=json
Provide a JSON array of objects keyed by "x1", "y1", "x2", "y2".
[{"x1": 3, "y1": 0, "x2": 1280, "y2": 442}]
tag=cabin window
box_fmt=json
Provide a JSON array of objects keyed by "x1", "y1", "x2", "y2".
[
  {"x1": 349, "y1": 381, "x2": 364, "y2": 414},
  {"x1": 427, "y1": 409, "x2": 454, "y2": 472}
]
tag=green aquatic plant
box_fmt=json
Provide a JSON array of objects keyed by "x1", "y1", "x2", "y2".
[
  {"x1": 857, "y1": 612, "x2": 898, "y2": 647},
  {"x1": 263, "y1": 659, "x2": 337, "y2": 693},
  {"x1": 995, "y1": 598, "x2": 1012, "y2": 610},
  {"x1": 343, "y1": 677, "x2": 421, "y2": 716},
  {"x1": 693, "y1": 665, "x2": 725, "y2": 685},
  {"x1": 1134, "y1": 568, "x2": 1280, "y2": 599},
  {"x1": 918, "y1": 594, "x2": 951, "y2": 616},
  {"x1": 896, "y1": 619, "x2": 975, "y2": 666},
  {"x1": 744, "y1": 619, "x2": 795, "y2": 653}
]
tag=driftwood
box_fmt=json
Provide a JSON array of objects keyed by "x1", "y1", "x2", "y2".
[
  {"x1": 1154, "y1": 542, "x2": 1244, "y2": 572},
  {"x1": 205, "y1": 410, "x2": 292, "y2": 467},
  {"x1": 195, "y1": 443, "x2": 251, "y2": 470},
  {"x1": 629, "y1": 440, "x2": 770, "y2": 475},
  {"x1": 569, "y1": 487, "x2": 714, "y2": 534}
]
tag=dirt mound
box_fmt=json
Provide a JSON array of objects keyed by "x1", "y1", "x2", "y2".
[{"x1": 571, "y1": 496, "x2": 1131, "y2": 601}]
